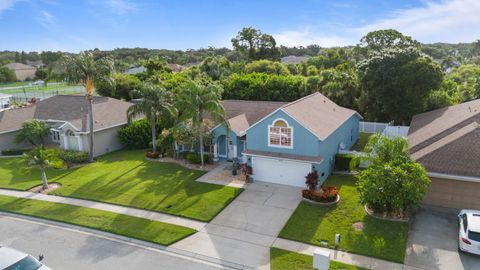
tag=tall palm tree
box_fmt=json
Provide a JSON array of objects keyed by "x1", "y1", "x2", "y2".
[
  {"x1": 127, "y1": 83, "x2": 175, "y2": 153},
  {"x1": 23, "y1": 146, "x2": 53, "y2": 190},
  {"x1": 177, "y1": 80, "x2": 225, "y2": 167},
  {"x1": 63, "y1": 51, "x2": 114, "y2": 162}
]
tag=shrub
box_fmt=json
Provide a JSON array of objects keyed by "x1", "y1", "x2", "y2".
[
  {"x1": 305, "y1": 171, "x2": 319, "y2": 190},
  {"x1": 118, "y1": 119, "x2": 161, "y2": 149},
  {"x1": 1, "y1": 148, "x2": 30, "y2": 155},
  {"x1": 334, "y1": 153, "x2": 359, "y2": 171},
  {"x1": 146, "y1": 151, "x2": 160, "y2": 159},
  {"x1": 57, "y1": 149, "x2": 89, "y2": 167},
  {"x1": 302, "y1": 186, "x2": 338, "y2": 203},
  {"x1": 184, "y1": 152, "x2": 210, "y2": 164}
]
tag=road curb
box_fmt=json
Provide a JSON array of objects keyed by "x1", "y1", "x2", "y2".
[{"x1": 0, "y1": 212, "x2": 253, "y2": 270}]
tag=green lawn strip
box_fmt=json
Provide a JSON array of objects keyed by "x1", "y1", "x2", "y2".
[
  {"x1": 271, "y1": 248, "x2": 368, "y2": 270},
  {"x1": 0, "y1": 149, "x2": 242, "y2": 222},
  {"x1": 0, "y1": 157, "x2": 72, "y2": 190},
  {"x1": 351, "y1": 133, "x2": 372, "y2": 152},
  {"x1": 279, "y1": 175, "x2": 408, "y2": 263},
  {"x1": 46, "y1": 149, "x2": 242, "y2": 222},
  {"x1": 0, "y1": 195, "x2": 196, "y2": 246}
]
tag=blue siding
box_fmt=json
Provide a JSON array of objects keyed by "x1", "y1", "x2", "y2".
[
  {"x1": 211, "y1": 123, "x2": 243, "y2": 157},
  {"x1": 246, "y1": 110, "x2": 319, "y2": 157},
  {"x1": 313, "y1": 115, "x2": 360, "y2": 183}
]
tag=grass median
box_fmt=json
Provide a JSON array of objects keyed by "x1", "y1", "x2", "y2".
[
  {"x1": 271, "y1": 248, "x2": 368, "y2": 270},
  {"x1": 0, "y1": 195, "x2": 196, "y2": 246}
]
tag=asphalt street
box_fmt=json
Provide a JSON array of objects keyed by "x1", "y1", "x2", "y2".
[{"x1": 0, "y1": 214, "x2": 230, "y2": 270}]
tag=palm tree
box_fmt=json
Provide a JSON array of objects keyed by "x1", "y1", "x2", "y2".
[
  {"x1": 127, "y1": 83, "x2": 175, "y2": 153},
  {"x1": 177, "y1": 80, "x2": 225, "y2": 167},
  {"x1": 23, "y1": 146, "x2": 53, "y2": 190},
  {"x1": 63, "y1": 51, "x2": 114, "y2": 162}
]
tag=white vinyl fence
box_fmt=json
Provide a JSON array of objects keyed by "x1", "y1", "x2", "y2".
[
  {"x1": 359, "y1": 121, "x2": 409, "y2": 138},
  {"x1": 383, "y1": 125, "x2": 410, "y2": 138},
  {"x1": 359, "y1": 121, "x2": 391, "y2": 133}
]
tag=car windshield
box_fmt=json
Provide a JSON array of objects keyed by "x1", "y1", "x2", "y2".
[
  {"x1": 468, "y1": 230, "x2": 480, "y2": 242},
  {"x1": 3, "y1": 256, "x2": 42, "y2": 270}
]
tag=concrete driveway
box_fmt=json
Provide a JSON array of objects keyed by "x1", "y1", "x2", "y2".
[
  {"x1": 171, "y1": 181, "x2": 302, "y2": 270},
  {"x1": 405, "y1": 207, "x2": 480, "y2": 270}
]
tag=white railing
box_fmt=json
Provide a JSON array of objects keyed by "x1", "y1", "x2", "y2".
[{"x1": 359, "y1": 121, "x2": 391, "y2": 133}]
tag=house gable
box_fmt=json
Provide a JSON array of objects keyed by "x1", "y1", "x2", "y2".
[{"x1": 246, "y1": 109, "x2": 319, "y2": 157}]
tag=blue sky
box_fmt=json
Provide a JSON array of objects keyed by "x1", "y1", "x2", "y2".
[{"x1": 1, "y1": 0, "x2": 479, "y2": 52}]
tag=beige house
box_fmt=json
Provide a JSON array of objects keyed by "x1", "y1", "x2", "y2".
[
  {"x1": 4, "y1": 63, "x2": 37, "y2": 81},
  {"x1": 409, "y1": 99, "x2": 480, "y2": 210},
  {"x1": 0, "y1": 95, "x2": 133, "y2": 157}
]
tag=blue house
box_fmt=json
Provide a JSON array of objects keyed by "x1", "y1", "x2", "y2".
[{"x1": 211, "y1": 92, "x2": 362, "y2": 187}]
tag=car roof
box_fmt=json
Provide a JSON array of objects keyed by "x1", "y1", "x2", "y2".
[{"x1": 0, "y1": 246, "x2": 27, "y2": 269}]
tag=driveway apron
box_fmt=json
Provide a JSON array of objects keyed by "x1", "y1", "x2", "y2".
[{"x1": 171, "y1": 181, "x2": 302, "y2": 269}]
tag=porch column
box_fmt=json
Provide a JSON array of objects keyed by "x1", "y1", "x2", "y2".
[
  {"x1": 77, "y1": 135, "x2": 84, "y2": 151},
  {"x1": 213, "y1": 143, "x2": 219, "y2": 162}
]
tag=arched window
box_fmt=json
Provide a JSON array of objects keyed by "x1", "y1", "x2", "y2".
[
  {"x1": 268, "y1": 118, "x2": 293, "y2": 148},
  {"x1": 66, "y1": 130, "x2": 75, "y2": 136}
]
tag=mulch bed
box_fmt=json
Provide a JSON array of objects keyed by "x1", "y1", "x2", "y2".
[{"x1": 28, "y1": 182, "x2": 62, "y2": 194}]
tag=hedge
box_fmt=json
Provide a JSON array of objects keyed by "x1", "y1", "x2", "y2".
[
  {"x1": 184, "y1": 152, "x2": 210, "y2": 164},
  {"x1": 57, "y1": 149, "x2": 89, "y2": 167},
  {"x1": 334, "y1": 153, "x2": 359, "y2": 171},
  {"x1": 1, "y1": 148, "x2": 30, "y2": 156}
]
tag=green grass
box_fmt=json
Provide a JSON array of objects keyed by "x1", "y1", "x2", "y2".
[
  {"x1": 0, "y1": 195, "x2": 195, "y2": 246},
  {"x1": 0, "y1": 157, "x2": 72, "y2": 190},
  {"x1": 0, "y1": 81, "x2": 30, "y2": 88},
  {"x1": 278, "y1": 175, "x2": 408, "y2": 263},
  {"x1": 0, "y1": 82, "x2": 83, "y2": 94},
  {"x1": 0, "y1": 150, "x2": 242, "y2": 222},
  {"x1": 351, "y1": 133, "x2": 372, "y2": 152},
  {"x1": 271, "y1": 248, "x2": 368, "y2": 270}
]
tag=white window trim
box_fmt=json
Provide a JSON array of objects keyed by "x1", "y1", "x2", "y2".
[{"x1": 267, "y1": 118, "x2": 294, "y2": 149}]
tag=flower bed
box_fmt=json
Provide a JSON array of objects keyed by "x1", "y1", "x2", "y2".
[{"x1": 302, "y1": 186, "x2": 339, "y2": 203}]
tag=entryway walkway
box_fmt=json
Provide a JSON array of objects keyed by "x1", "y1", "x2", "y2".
[
  {"x1": 196, "y1": 161, "x2": 248, "y2": 188},
  {"x1": 0, "y1": 189, "x2": 206, "y2": 231}
]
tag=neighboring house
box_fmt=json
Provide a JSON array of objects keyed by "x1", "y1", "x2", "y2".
[
  {"x1": 0, "y1": 95, "x2": 132, "y2": 157},
  {"x1": 4, "y1": 63, "x2": 37, "y2": 81},
  {"x1": 211, "y1": 92, "x2": 362, "y2": 187},
  {"x1": 0, "y1": 94, "x2": 11, "y2": 111},
  {"x1": 280, "y1": 55, "x2": 310, "y2": 64},
  {"x1": 409, "y1": 99, "x2": 480, "y2": 209},
  {"x1": 124, "y1": 66, "x2": 146, "y2": 75}
]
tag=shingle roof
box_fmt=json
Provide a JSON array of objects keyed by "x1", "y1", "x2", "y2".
[
  {"x1": 0, "y1": 95, "x2": 132, "y2": 133},
  {"x1": 227, "y1": 113, "x2": 250, "y2": 135},
  {"x1": 4, "y1": 62, "x2": 36, "y2": 70},
  {"x1": 221, "y1": 100, "x2": 287, "y2": 125},
  {"x1": 409, "y1": 99, "x2": 480, "y2": 177},
  {"x1": 282, "y1": 92, "x2": 361, "y2": 140}
]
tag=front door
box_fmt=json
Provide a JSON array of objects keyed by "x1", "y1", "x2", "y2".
[{"x1": 227, "y1": 139, "x2": 236, "y2": 159}]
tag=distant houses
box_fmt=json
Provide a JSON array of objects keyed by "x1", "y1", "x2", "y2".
[{"x1": 3, "y1": 63, "x2": 37, "y2": 81}]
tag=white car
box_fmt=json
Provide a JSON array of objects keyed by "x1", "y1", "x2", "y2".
[
  {"x1": 458, "y1": 210, "x2": 480, "y2": 255},
  {"x1": 31, "y1": 80, "x2": 45, "y2": 86},
  {"x1": 0, "y1": 246, "x2": 51, "y2": 270}
]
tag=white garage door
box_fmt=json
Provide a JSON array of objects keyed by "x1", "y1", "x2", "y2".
[{"x1": 252, "y1": 157, "x2": 312, "y2": 187}]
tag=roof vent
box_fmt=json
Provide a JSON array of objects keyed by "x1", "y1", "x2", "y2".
[
  {"x1": 323, "y1": 100, "x2": 326, "y2": 103},
  {"x1": 333, "y1": 108, "x2": 335, "y2": 112}
]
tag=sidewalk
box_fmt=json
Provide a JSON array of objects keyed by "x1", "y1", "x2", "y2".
[
  {"x1": 0, "y1": 189, "x2": 206, "y2": 231},
  {"x1": 272, "y1": 238, "x2": 424, "y2": 270}
]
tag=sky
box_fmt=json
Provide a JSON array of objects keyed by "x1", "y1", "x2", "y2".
[{"x1": 1, "y1": 0, "x2": 480, "y2": 52}]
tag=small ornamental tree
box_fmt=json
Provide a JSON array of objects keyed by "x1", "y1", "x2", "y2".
[
  {"x1": 305, "y1": 171, "x2": 319, "y2": 190},
  {"x1": 15, "y1": 120, "x2": 50, "y2": 146},
  {"x1": 357, "y1": 134, "x2": 430, "y2": 215}
]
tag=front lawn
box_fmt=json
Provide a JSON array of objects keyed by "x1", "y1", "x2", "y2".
[
  {"x1": 0, "y1": 157, "x2": 72, "y2": 190},
  {"x1": 271, "y1": 248, "x2": 368, "y2": 270},
  {"x1": 0, "y1": 150, "x2": 242, "y2": 222},
  {"x1": 0, "y1": 195, "x2": 195, "y2": 245},
  {"x1": 278, "y1": 175, "x2": 408, "y2": 263},
  {"x1": 351, "y1": 132, "x2": 372, "y2": 152}
]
